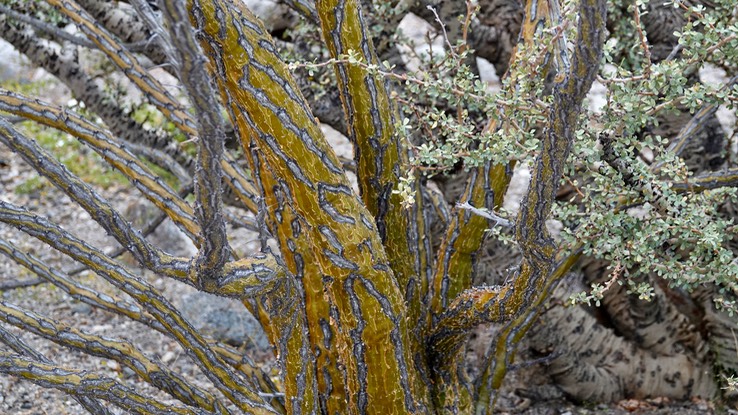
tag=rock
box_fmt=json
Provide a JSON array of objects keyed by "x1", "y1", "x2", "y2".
[
  {"x1": 176, "y1": 291, "x2": 270, "y2": 351},
  {"x1": 242, "y1": 0, "x2": 296, "y2": 31},
  {"x1": 70, "y1": 301, "x2": 93, "y2": 316},
  {"x1": 0, "y1": 39, "x2": 24, "y2": 82},
  {"x1": 161, "y1": 351, "x2": 176, "y2": 364},
  {"x1": 106, "y1": 360, "x2": 120, "y2": 371}
]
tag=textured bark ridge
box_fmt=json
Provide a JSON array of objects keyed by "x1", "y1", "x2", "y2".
[
  {"x1": 0, "y1": 0, "x2": 735, "y2": 413},
  {"x1": 189, "y1": 0, "x2": 425, "y2": 412}
]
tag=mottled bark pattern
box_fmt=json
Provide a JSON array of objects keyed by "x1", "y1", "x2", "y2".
[
  {"x1": 530, "y1": 287, "x2": 717, "y2": 402},
  {"x1": 315, "y1": 0, "x2": 433, "y2": 404},
  {"x1": 188, "y1": 0, "x2": 427, "y2": 413}
]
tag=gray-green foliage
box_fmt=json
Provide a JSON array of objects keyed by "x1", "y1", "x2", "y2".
[
  {"x1": 561, "y1": 0, "x2": 738, "y2": 312},
  {"x1": 291, "y1": 0, "x2": 738, "y2": 318}
]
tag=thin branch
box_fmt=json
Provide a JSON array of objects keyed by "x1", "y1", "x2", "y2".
[
  {"x1": 0, "y1": 13, "x2": 197, "y2": 175},
  {"x1": 76, "y1": 0, "x2": 169, "y2": 64},
  {"x1": 0, "y1": 237, "x2": 283, "y2": 405},
  {"x1": 0, "y1": 3, "x2": 151, "y2": 52},
  {"x1": 0, "y1": 201, "x2": 281, "y2": 414},
  {"x1": 0, "y1": 278, "x2": 45, "y2": 291},
  {"x1": 128, "y1": 0, "x2": 174, "y2": 55},
  {"x1": 0, "y1": 237, "x2": 163, "y2": 331},
  {"x1": 0, "y1": 115, "x2": 191, "y2": 280},
  {"x1": 671, "y1": 168, "x2": 738, "y2": 192},
  {"x1": 599, "y1": 131, "x2": 669, "y2": 214},
  {"x1": 426, "y1": 5, "x2": 457, "y2": 59},
  {"x1": 125, "y1": 141, "x2": 192, "y2": 186},
  {"x1": 0, "y1": 351, "x2": 209, "y2": 415},
  {"x1": 46, "y1": 0, "x2": 198, "y2": 135},
  {"x1": 0, "y1": 90, "x2": 200, "y2": 241},
  {"x1": 0, "y1": 301, "x2": 231, "y2": 414},
  {"x1": 220, "y1": 160, "x2": 260, "y2": 214},
  {"x1": 456, "y1": 202, "x2": 513, "y2": 228},
  {"x1": 654, "y1": 74, "x2": 738, "y2": 169},
  {"x1": 279, "y1": 0, "x2": 319, "y2": 23},
  {"x1": 0, "y1": 325, "x2": 113, "y2": 415},
  {"x1": 632, "y1": 2, "x2": 652, "y2": 79}
]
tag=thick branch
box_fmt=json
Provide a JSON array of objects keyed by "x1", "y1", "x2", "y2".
[
  {"x1": 424, "y1": 0, "x2": 561, "y2": 408},
  {"x1": 475, "y1": 251, "x2": 582, "y2": 414},
  {"x1": 158, "y1": 0, "x2": 229, "y2": 281},
  {"x1": 428, "y1": 0, "x2": 607, "y2": 386},
  {"x1": 190, "y1": 0, "x2": 422, "y2": 413},
  {"x1": 431, "y1": 163, "x2": 513, "y2": 315},
  {"x1": 315, "y1": 0, "x2": 433, "y2": 398},
  {"x1": 239, "y1": 141, "x2": 321, "y2": 414}
]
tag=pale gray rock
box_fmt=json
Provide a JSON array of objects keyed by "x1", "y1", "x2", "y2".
[
  {"x1": 177, "y1": 291, "x2": 270, "y2": 351},
  {"x1": 242, "y1": 0, "x2": 296, "y2": 31},
  {"x1": 0, "y1": 39, "x2": 24, "y2": 81}
]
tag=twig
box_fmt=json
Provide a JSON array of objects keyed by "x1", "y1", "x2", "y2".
[
  {"x1": 0, "y1": 278, "x2": 45, "y2": 291},
  {"x1": 426, "y1": 5, "x2": 457, "y2": 59},
  {"x1": 456, "y1": 202, "x2": 513, "y2": 228},
  {"x1": 665, "y1": 44, "x2": 684, "y2": 61},
  {"x1": 632, "y1": 2, "x2": 652, "y2": 78}
]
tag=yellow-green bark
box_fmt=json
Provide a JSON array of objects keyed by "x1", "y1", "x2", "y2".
[
  {"x1": 315, "y1": 0, "x2": 432, "y2": 406},
  {"x1": 190, "y1": 0, "x2": 427, "y2": 412},
  {"x1": 426, "y1": 0, "x2": 601, "y2": 410}
]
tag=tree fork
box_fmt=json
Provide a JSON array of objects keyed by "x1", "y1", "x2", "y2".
[{"x1": 189, "y1": 0, "x2": 428, "y2": 412}]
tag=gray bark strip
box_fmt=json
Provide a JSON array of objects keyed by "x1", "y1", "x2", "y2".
[{"x1": 158, "y1": 0, "x2": 230, "y2": 282}]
